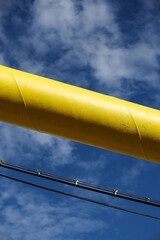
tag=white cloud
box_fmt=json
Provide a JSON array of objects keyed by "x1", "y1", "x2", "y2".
[
  {"x1": 120, "y1": 160, "x2": 148, "y2": 187},
  {"x1": 0, "y1": 0, "x2": 159, "y2": 97},
  {"x1": 0, "y1": 122, "x2": 74, "y2": 168},
  {"x1": 27, "y1": 0, "x2": 160, "y2": 91},
  {"x1": 92, "y1": 42, "x2": 159, "y2": 85},
  {"x1": 0, "y1": 54, "x2": 5, "y2": 65},
  {"x1": 0, "y1": 178, "x2": 106, "y2": 240}
]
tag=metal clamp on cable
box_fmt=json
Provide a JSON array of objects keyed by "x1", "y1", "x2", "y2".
[
  {"x1": 36, "y1": 170, "x2": 42, "y2": 175},
  {"x1": 113, "y1": 189, "x2": 118, "y2": 195},
  {"x1": 146, "y1": 198, "x2": 150, "y2": 203},
  {"x1": 73, "y1": 179, "x2": 79, "y2": 186}
]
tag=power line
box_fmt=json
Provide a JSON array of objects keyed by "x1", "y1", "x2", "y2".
[
  {"x1": 0, "y1": 173, "x2": 160, "y2": 220},
  {"x1": 1, "y1": 160, "x2": 160, "y2": 207}
]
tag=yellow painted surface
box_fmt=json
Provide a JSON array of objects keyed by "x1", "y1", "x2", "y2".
[{"x1": 0, "y1": 65, "x2": 160, "y2": 163}]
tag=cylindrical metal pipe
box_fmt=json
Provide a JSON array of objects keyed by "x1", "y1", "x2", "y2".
[{"x1": 0, "y1": 65, "x2": 160, "y2": 163}]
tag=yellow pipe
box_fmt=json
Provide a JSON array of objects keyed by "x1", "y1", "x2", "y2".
[{"x1": 0, "y1": 65, "x2": 160, "y2": 163}]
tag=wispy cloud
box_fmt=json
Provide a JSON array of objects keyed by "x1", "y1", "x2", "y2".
[
  {"x1": 120, "y1": 160, "x2": 148, "y2": 188},
  {"x1": 0, "y1": 177, "x2": 106, "y2": 240},
  {"x1": 0, "y1": 122, "x2": 74, "y2": 169},
  {"x1": 0, "y1": 0, "x2": 160, "y2": 100}
]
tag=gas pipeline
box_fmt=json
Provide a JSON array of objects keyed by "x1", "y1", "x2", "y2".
[{"x1": 0, "y1": 65, "x2": 160, "y2": 163}]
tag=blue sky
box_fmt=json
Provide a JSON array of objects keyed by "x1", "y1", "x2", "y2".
[{"x1": 0, "y1": 0, "x2": 160, "y2": 239}]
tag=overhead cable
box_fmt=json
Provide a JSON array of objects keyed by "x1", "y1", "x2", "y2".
[
  {"x1": 0, "y1": 160, "x2": 160, "y2": 207},
  {"x1": 0, "y1": 173, "x2": 160, "y2": 220}
]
